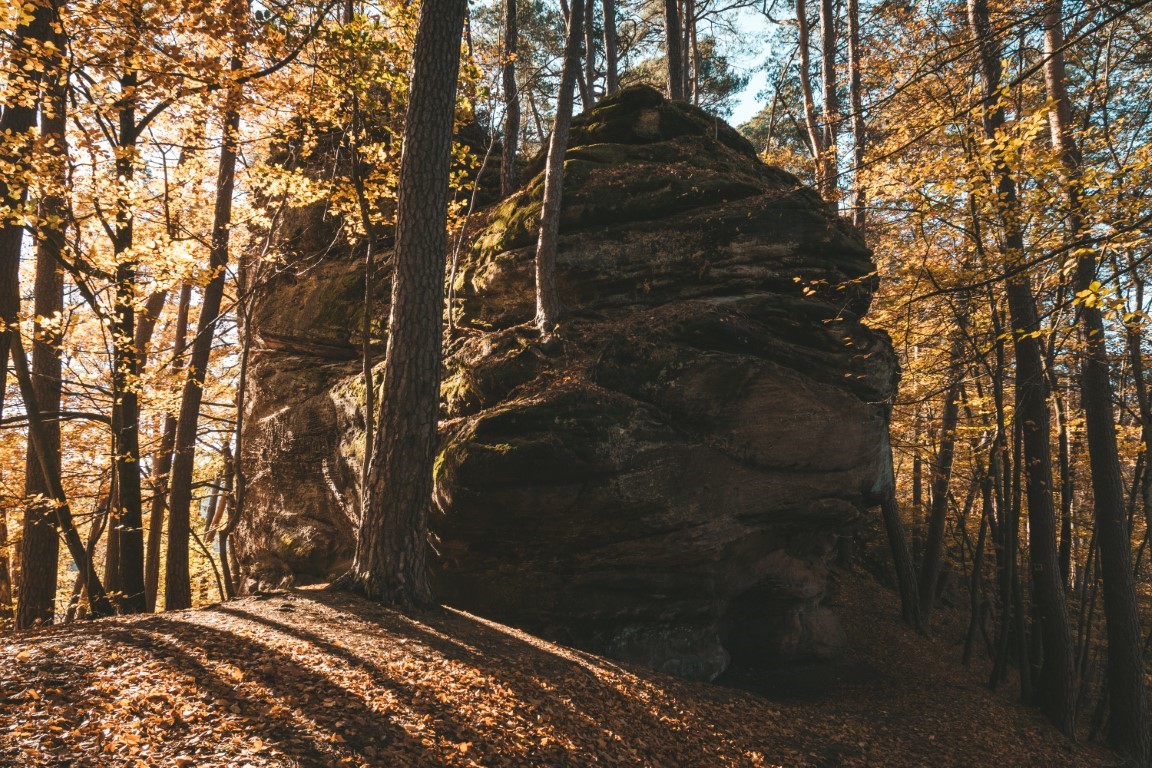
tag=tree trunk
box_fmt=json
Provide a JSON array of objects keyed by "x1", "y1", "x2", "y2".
[
  {"x1": 349, "y1": 0, "x2": 467, "y2": 608},
  {"x1": 846, "y1": 0, "x2": 866, "y2": 230},
  {"x1": 10, "y1": 332, "x2": 114, "y2": 617},
  {"x1": 144, "y1": 284, "x2": 191, "y2": 611},
  {"x1": 918, "y1": 363, "x2": 963, "y2": 622},
  {"x1": 662, "y1": 0, "x2": 683, "y2": 99},
  {"x1": 1043, "y1": 0, "x2": 1149, "y2": 758},
  {"x1": 603, "y1": 0, "x2": 618, "y2": 96},
  {"x1": 500, "y1": 0, "x2": 520, "y2": 198},
  {"x1": 795, "y1": 0, "x2": 826, "y2": 197},
  {"x1": 584, "y1": 0, "x2": 596, "y2": 105},
  {"x1": 16, "y1": 21, "x2": 67, "y2": 629},
  {"x1": 165, "y1": 54, "x2": 244, "y2": 611},
  {"x1": 968, "y1": 0, "x2": 1075, "y2": 736},
  {"x1": 819, "y1": 0, "x2": 838, "y2": 203},
  {"x1": 533, "y1": 0, "x2": 584, "y2": 335}
]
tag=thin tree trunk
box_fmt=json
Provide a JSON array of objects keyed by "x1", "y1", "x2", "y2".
[
  {"x1": 584, "y1": 0, "x2": 596, "y2": 105},
  {"x1": 918, "y1": 363, "x2": 963, "y2": 622},
  {"x1": 969, "y1": 0, "x2": 1075, "y2": 735},
  {"x1": 880, "y1": 439, "x2": 922, "y2": 630},
  {"x1": 818, "y1": 0, "x2": 838, "y2": 203},
  {"x1": 663, "y1": 0, "x2": 683, "y2": 99},
  {"x1": 144, "y1": 283, "x2": 191, "y2": 611},
  {"x1": 1044, "y1": 0, "x2": 1148, "y2": 757},
  {"x1": 165, "y1": 46, "x2": 244, "y2": 611},
  {"x1": 533, "y1": 0, "x2": 584, "y2": 335},
  {"x1": 348, "y1": 0, "x2": 467, "y2": 607},
  {"x1": 603, "y1": 0, "x2": 618, "y2": 96},
  {"x1": 846, "y1": 0, "x2": 866, "y2": 230},
  {"x1": 500, "y1": 0, "x2": 520, "y2": 197},
  {"x1": 796, "y1": 0, "x2": 825, "y2": 191}
]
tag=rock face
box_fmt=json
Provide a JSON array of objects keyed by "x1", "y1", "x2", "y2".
[{"x1": 235, "y1": 86, "x2": 899, "y2": 681}]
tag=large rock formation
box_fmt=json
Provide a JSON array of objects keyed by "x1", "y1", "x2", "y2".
[{"x1": 235, "y1": 86, "x2": 899, "y2": 681}]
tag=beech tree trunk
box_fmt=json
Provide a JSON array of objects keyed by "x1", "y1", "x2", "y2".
[
  {"x1": 533, "y1": 0, "x2": 584, "y2": 335},
  {"x1": 1043, "y1": 0, "x2": 1149, "y2": 759},
  {"x1": 350, "y1": 0, "x2": 467, "y2": 607},
  {"x1": 603, "y1": 0, "x2": 618, "y2": 96},
  {"x1": 14, "y1": 8, "x2": 67, "y2": 628},
  {"x1": 969, "y1": 0, "x2": 1075, "y2": 736},
  {"x1": 166, "y1": 56, "x2": 243, "y2": 611},
  {"x1": 663, "y1": 0, "x2": 683, "y2": 99}
]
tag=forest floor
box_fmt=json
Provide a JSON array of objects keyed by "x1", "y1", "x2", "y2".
[{"x1": 0, "y1": 570, "x2": 1122, "y2": 768}]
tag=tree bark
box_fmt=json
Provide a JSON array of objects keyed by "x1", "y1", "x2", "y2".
[
  {"x1": 968, "y1": 0, "x2": 1075, "y2": 736},
  {"x1": 349, "y1": 0, "x2": 467, "y2": 608},
  {"x1": 663, "y1": 0, "x2": 683, "y2": 99},
  {"x1": 16, "y1": 11, "x2": 67, "y2": 629},
  {"x1": 846, "y1": 0, "x2": 866, "y2": 230},
  {"x1": 819, "y1": 0, "x2": 838, "y2": 202},
  {"x1": 603, "y1": 0, "x2": 618, "y2": 96},
  {"x1": 17, "y1": 92, "x2": 67, "y2": 629},
  {"x1": 1044, "y1": 0, "x2": 1149, "y2": 758},
  {"x1": 500, "y1": 0, "x2": 520, "y2": 198},
  {"x1": 144, "y1": 284, "x2": 191, "y2": 611},
  {"x1": 165, "y1": 49, "x2": 244, "y2": 611},
  {"x1": 533, "y1": 0, "x2": 584, "y2": 335},
  {"x1": 584, "y1": 0, "x2": 596, "y2": 105},
  {"x1": 795, "y1": 0, "x2": 826, "y2": 196},
  {"x1": 918, "y1": 363, "x2": 962, "y2": 622}
]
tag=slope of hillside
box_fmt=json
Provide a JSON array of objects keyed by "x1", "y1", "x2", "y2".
[{"x1": 1, "y1": 573, "x2": 1117, "y2": 767}]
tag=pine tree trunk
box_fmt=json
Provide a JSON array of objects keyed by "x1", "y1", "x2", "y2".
[
  {"x1": 350, "y1": 0, "x2": 467, "y2": 608},
  {"x1": 663, "y1": 0, "x2": 683, "y2": 99},
  {"x1": 603, "y1": 0, "x2": 618, "y2": 96},
  {"x1": 533, "y1": 0, "x2": 584, "y2": 335},
  {"x1": 818, "y1": 0, "x2": 838, "y2": 203},
  {"x1": 1043, "y1": 1, "x2": 1149, "y2": 759},
  {"x1": 795, "y1": 0, "x2": 826, "y2": 196},
  {"x1": 500, "y1": 0, "x2": 520, "y2": 198},
  {"x1": 968, "y1": 0, "x2": 1075, "y2": 736},
  {"x1": 846, "y1": 0, "x2": 866, "y2": 231},
  {"x1": 584, "y1": 0, "x2": 596, "y2": 105}
]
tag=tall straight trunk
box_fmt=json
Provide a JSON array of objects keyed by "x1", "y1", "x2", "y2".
[
  {"x1": 500, "y1": 0, "x2": 520, "y2": 197},
  {"x1": 689, "y1": 6, "x2": 699, "y2": 103},
  {"x1": 584, "y1": 0, "x2": 596, "y2": 105},
  {"x1": 110, "y1": 65, "x2": 147, "y2": 614},
  {"x1": 349, "y1": 0, "x2": 467, "y2": 607},
  {"x1": 166, "y1": 50, "x2": 244, "y2": 611},
  {"x1": 662, "y1": 0, "x2": 683, "y2": 99},
  {"x1": 1044, "y1": 0, "x2": 1149, "y2": 758},
  {"x1": 603, "y1": 0, "x2": 618, "y2": 95},
  {"x1": 0, "y1": 510, "x2": 10, "y2": 622},
  {"x1": 918, "y1": 361, "x2": 963, "y2": 622},
  {"x1": 818, "y1": 0, "x2": 838, "y2": 203},
  {"x1": 795, "y1": 0, "x2": 826, "y2": 196},
  {"x1": 846, "y1": 0, "x2": 866, "y2": 230},
  {"x1": 144, "y1": 284, "x2": 191, "y2": 611},
  {"x1": 533, "y1": 0, "x2": 584, "y2": 335},
  {"x1": 16, "y1": 68, "x2": 68, "y2": 628},
  {"x1": 968, "y1": 0, "x2": 1075, "y2": 736},
  {"x1": 680, "y1": 0, "x2": 692, "y2": 101}
]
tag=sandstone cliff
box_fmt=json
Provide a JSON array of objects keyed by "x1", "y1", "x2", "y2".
[{"x1": 234, "y1": 85, "x2": 899, "y2": 681}]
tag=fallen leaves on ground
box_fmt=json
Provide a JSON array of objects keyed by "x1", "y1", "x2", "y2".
[{"x1": 0, "y1": 573, "x2": 1120, "y2": 767}]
